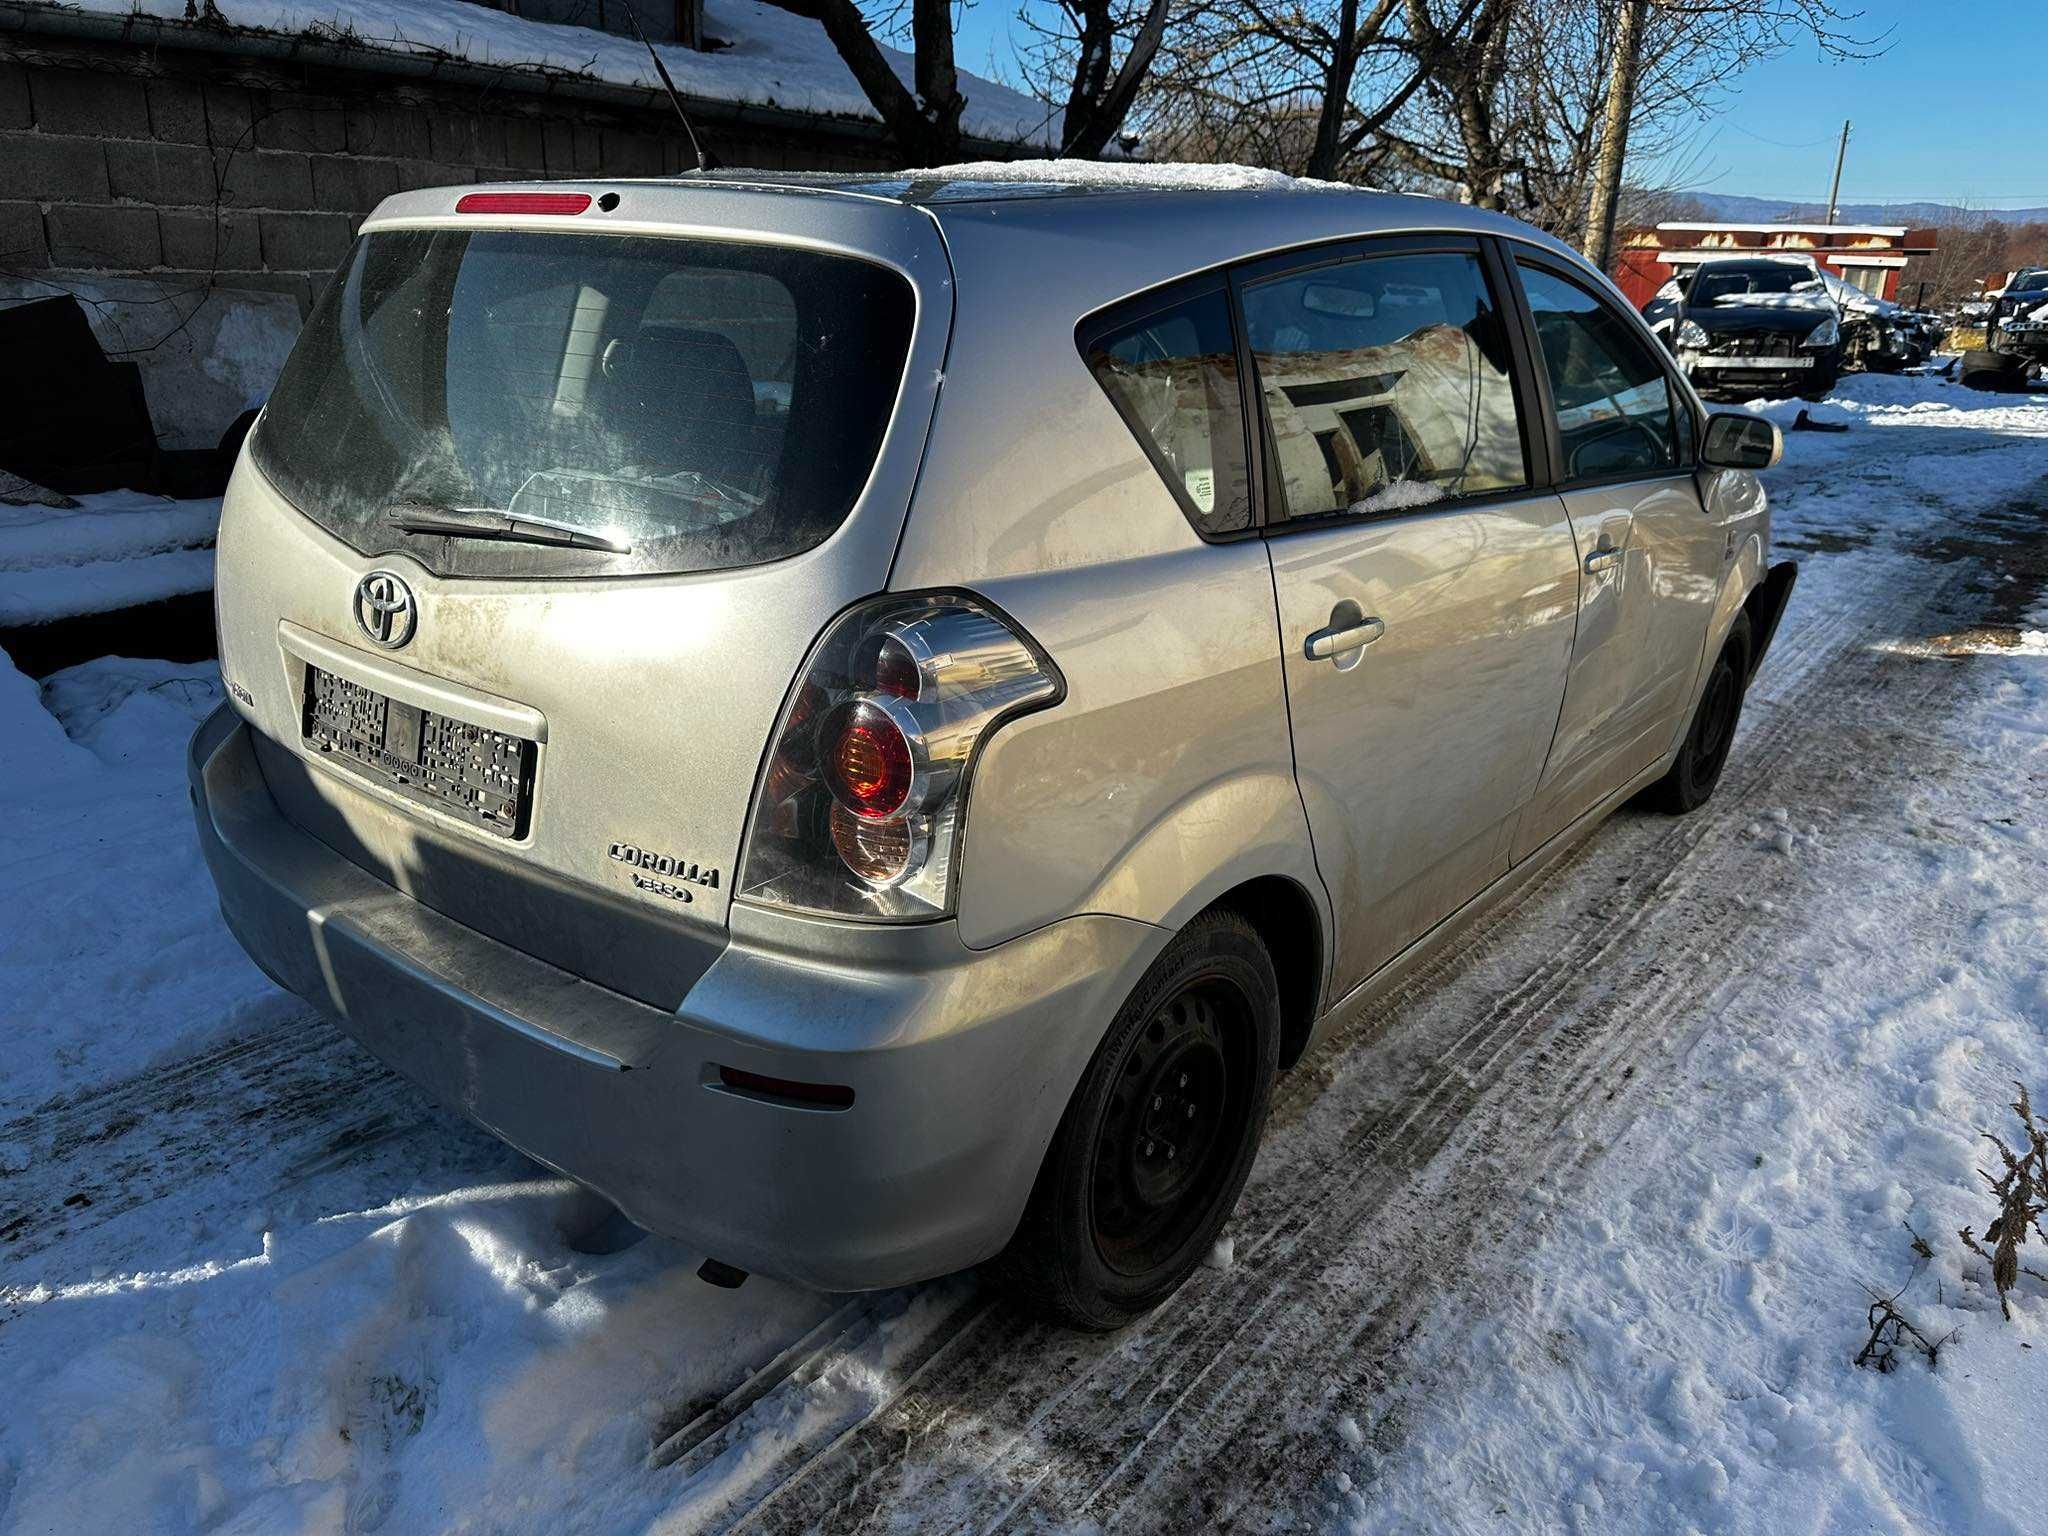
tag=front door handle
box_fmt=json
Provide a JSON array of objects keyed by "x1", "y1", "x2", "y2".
[
  {"x1": 1304, "y1": 617, "x2": 1385, "y2": 661},
  {"x1": 1584, "y1": 547, "x2": 1623, "y2": 575}
]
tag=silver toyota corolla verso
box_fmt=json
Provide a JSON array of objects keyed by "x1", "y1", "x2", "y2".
[{"x1": 190, "y1": 170, "x2": 1796, "y2": 1329}]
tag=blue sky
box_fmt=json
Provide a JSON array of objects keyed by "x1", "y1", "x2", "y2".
[
  {"x1": 1663, "y1": 0, "x2": 2046, "y2": 210},
  {"x1": 953, "y1": 0, "x2": 2045, "y2": 210}
]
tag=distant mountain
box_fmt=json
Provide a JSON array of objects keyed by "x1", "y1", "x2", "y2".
[{"x1": 1666, "y1": 192, "x2": 2048, "y2": 227}]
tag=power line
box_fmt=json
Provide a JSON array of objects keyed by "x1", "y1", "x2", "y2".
[
  {"x1": 1710, "y1": 121, "x2": 1840, "y2": 152},
  {"x1": 1707, "y1": 190, "x2": 2048, "y2": 206}
]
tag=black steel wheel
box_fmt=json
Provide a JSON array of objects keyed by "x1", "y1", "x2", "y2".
[
  {"x1": 1092, "y1": 977, "x2": 1256, "y2": 1277},
  {"x1": 995, "y1": 908, "x2": 1281, "y2": 1331}
]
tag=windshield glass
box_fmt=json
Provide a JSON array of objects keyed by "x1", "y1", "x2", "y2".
[
  {"x1": 252, "y1": 229, "x2": 915, "y2": 578},
  {"x1": 1691, "y1": 265, "x2": 1825, "y2": 304},
  {"x1": 2011, "y1": 271, "x2": 2048, "y2": 294}
]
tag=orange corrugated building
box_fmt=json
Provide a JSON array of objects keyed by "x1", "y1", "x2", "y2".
[{"x1": 1612, "y1": 223, "x2": 1938, "y2": 308}]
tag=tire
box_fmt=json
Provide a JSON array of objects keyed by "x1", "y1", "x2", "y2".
[
  {"x1": 1646, "y1": 613, "x2": 1752, "y2": 815},
  {"x1": 995, "y1": 907, "x2": 1281, "y2": 1331},
  {"x1": 1960, "y1": 349, "x2": 2027, "y2": 393}
]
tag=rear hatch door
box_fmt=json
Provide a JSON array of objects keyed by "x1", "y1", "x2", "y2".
[{"x1": 213, "y1": 183, "x2": 951, "y2": 1007}]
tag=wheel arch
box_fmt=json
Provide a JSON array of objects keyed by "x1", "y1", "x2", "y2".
[{"x1": 1206, "y1": 874, "x2": 1326, "y2": 1070}]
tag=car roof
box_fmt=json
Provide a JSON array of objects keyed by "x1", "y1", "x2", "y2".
[
  {"x1": 609, "y1": 166, "x2": 1587, "y2": 273},
  {"x1": 1690, "y1": 254, "x2": 1818, "y2": 270},
  {"x1": 367, "y1": 167, "x2": 1607, "y2": 328}
]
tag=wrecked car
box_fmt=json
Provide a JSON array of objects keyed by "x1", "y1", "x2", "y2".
[
  {"x1": 1818, "y1": 271, "x2": 1932, "y2": 374},
  {"x1": 1980, "y1": 266, "x2": 2048, "y2": 381},
  {"x1": 1643, "y1": 255, "x2": 1842, "y2": 401}
]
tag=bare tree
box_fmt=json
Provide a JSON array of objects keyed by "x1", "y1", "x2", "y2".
[
  {"x1": 1376, "y1": 0, "x2": 1516, "y2": 205},
  {"x1": 1580, "y1": 0, "x2": 1891, "y2": 266},
  {"x1": 1581, "y1": 0, "x2": 1647, "y2": 266},
  {"x1": 1901, "y1": 212, "x2": 2048, "y2": 310},
  {"x1": 763, "y1": 0, "x2": 967, "y2": 164},
  {"x1": 1126, "y1": 0, "x2": 1471, "y2": 181},
  {"x1": 1014, "y1": 0, "x2": 1172, "y2": 156}
]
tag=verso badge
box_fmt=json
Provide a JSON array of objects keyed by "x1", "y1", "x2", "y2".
[{"x1": 354, "y1": 570, "x2": 417, "y2": 649}]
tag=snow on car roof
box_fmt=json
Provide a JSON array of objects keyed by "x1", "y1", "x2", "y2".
[
  {"x1": 1685, "y1": 253, "x2": 1821, "y2": 269},
  {"x1": 667, "y1": 159, "x2": 1375, "y2": 204}
]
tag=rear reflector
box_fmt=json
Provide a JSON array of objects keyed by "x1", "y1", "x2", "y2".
[
  {"x1": 454, "y1": 191, "x2": 592, "y2": 216},
  {"x1": 715, "y1": 1066, "x2": 856, "y2": 1110}
]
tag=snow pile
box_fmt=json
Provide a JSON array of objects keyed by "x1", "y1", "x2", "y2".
[
  {"x1": 0, "y1": 654, "x2": 279, "y2": 1116},
  {"x1": 1345, "y1": 645, "x2": 2048, "y2": 1532},
  {"x1": 1349, "y1": 479, "x2": 1446, "y2": 516},
  {"x1": 1706, "y1": 289, "x2": 1832, "y2": 312},
  {"x1": 70, "y1": 0, "x2": 1059, "y2": 147},
  {"x1": 0, "y1": 1175, "x2": 843, "y2": 1533},
  {"x1": 0, "y1": 643, "x2": 92, "y2": 791},
  {"x1": 1821, "y1": 270, "x2": 1889, "y2": 316},
  {"x1": 0, "y1": 490, "x2": 220, "y2": 625},
  {"x1": 921, "y1": 158, "x2": 1362, "y2": 193}
]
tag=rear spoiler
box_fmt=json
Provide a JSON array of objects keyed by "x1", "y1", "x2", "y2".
[{"x1": 1744, "y1": 561, "x2": 1798, "y2": 682}]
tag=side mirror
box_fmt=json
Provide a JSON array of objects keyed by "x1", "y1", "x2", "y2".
[{"x1": 1702, "y1": 411, "x2": 1782, "y2": 471}]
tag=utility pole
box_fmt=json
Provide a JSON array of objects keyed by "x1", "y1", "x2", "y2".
[
  {"x1": 1582, "y1": 0, "x2": 1650, "y2": 274},
  {"x1": 1825, "y1": 119, "x2": 1851, "y2": 223}
]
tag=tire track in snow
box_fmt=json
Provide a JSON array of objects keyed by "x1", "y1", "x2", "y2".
[
  {"x1": 706, "y1": 478, "x2": 2048, "y2": 1533},
  {"x1": 0, "y1": 1018, "x2": 445, "y2": 1288}
]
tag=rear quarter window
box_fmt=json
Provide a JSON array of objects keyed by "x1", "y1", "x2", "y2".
[{"x1": 1081, "y1": 286, "x2": 1253, "y2": 538}]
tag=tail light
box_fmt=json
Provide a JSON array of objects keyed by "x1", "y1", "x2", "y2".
[
  {"x1": 738, "y1": 593, "x2": 1061, "y2": 920},
  {"x1": 454, "y1": 191, "x2": 592, "y2": 215}
]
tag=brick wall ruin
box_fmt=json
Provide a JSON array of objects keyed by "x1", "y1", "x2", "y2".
[{"x1": 0, "y1": 27, "x2": 920, "y2": 314}]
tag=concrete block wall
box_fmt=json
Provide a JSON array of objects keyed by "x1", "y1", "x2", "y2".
[{"x1": 0, "y1": 32, "x2": 905, "y2": 314}]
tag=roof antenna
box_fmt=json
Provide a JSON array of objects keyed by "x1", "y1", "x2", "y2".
[{"x1": 623, "y1": 4, "x2": 713, "y2": 172}]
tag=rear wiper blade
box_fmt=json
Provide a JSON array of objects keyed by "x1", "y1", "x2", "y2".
[{"x1": 383, "y1": 502, "x2": 631, "y2": 554}]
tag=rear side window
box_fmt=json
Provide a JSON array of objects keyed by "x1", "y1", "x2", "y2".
[
  {"x1": 253, "y1": 229, "x2": 914, "y2": 578},
  {"x1": 1082, "y1": 288, "x2": 1252, "y2": 536},
  {"x1": 1242, "y1": 249, "x2": 1526, "y2": 521},
  {"x1": 1516, "y1": 262, "x2": 1680, "y2": 481}
]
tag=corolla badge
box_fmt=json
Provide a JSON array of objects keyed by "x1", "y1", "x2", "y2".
[{"x1": 354, "y1": 570, "x2": 417, "y2": 649}]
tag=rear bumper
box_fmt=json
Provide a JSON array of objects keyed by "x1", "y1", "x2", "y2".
[{"x1": 189, "y1": 705, "x2": 1165, "y2": 1291}]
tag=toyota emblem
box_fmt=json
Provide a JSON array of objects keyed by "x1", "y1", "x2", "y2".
[{"x1": 354, "y1": 570, "x2": 417, "y2": 649}]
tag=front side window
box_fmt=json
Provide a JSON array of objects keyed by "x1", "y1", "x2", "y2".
[
  {"x1": 253, "y1": 229, "x2": 914, "y2": 578},
  {"x1": 1082, "y1": 287, "x2": 1252, "y2": 536},
  {"x1": 1517, "y1": 262, "x2": 1680, "y2": 482},
  {"x1": 1242, "y1": 249, "x2": 1526, "y2": 521}
]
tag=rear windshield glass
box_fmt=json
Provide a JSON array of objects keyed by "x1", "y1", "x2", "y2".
[
  {"x1": 1690, "y1": 265, "x2": 1823, "y2": 304},
  {"x1": 252, "y1": 229, "x2": 915, "y2": 578}
]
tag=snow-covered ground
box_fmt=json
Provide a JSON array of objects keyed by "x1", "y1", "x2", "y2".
[
  {"x1": 1348, "y1": 382, "x2": 2048, "y2": 1535},
  {"x1": 1, "y1": 370, "x2": 2044, "y2": 1533},
  {"x1": 0, "y1": 489, "x2": 220, "y2": 626}
]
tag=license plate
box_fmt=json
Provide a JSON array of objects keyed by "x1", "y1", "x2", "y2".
[
  {"x1": 302, "y1": 666, "x2": 535, "y2": 837},
  {"x1": 1699, "y1": 355, "x2": 1812, "y2": 369}
]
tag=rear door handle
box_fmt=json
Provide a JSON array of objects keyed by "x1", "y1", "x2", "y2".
[
  {"x1": 1584, "y1": 547, "x2": 1623, "y2": 575},
  {"x1": 1304, "y1": 617, "x2": 1386, "y2": 661}
]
